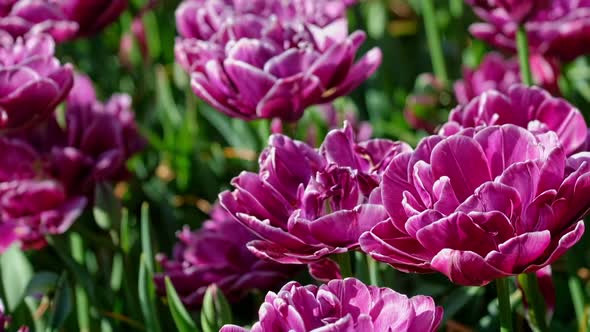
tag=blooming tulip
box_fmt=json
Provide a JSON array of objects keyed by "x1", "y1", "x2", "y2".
[
  {"x1": 220, "y1": 278, "x2": 443, "y2": 332},
  {"x1": 360, "y1": 124, "x2": 590, "y2": 286}
]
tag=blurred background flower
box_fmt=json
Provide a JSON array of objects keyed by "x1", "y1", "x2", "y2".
[{"x1": 153, "y1": 204, "x2": 298, "y2": 308}]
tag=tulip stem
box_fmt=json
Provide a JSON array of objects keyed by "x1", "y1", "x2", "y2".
[
  {"x1": 496, "y1": 278, "x2": 513, "y2": 332},
  {"x1": 518, "y1": 273, "x2": 548, "y2": 332},
  {"x1": 368, "y1": 257, "x2": 381, "y2": 286},
  {"x1": 422, "y1": 0, "x2": 448, "y2": 84},
  {"x1": 335, "y1": 253, "x2": 353, "y2": 278},
  {"x1": 516, "y1": 25, "x2": 534, "y2": 86},
  {"x1": 566, "y1": 251, "x2": 587, "y2": 332},
  {"x1": 282, "y1": 121, "x2": 298, "y2": 138}
]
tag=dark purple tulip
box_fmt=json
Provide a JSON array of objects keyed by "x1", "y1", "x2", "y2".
[
  {"x1": 175, "y1": 0, "x2": 381, "y2": 121},
  {"x1": 220, "y1": 278, "x2": 443, "y2": 332},
  {"x1": 58, "y1": 0, "x2": 128, "y2": 37},
  {"x1": 441, "y1": 85, "x2": 587, "y2": 156},
  {"x1": 0, "y1": 33, "x2": 73, "y2": 132},
  {"x1": 46, "y1": 73, "x2": 145, "y2": 196},
  {"x1": 220, "y1": 124, "x2": 410, "y2": 264},
  {"x1": 360, "y1": 124, "x2": 590, "y2": 286},
  {"x1": 0, "y1": 138, "x2": 86, "y2": 252},
  {"x1": 0, "y1": 0, "x2": 78, "y2": 41},
  {"x1": 468, "y1": 0, "x2": 590, "y2": 62},
  {"x1": 454, "y1": 52, "x2": 560, "y2": 105},
  {"x1": 153, "y1": 205, "x2": 298, "y2": 308}
]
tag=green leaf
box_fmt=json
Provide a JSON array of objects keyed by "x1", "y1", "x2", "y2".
[
  {"x1": 25, "y1": 272, "x2": 59, "y2": 298},
  {"x1": 120, "y1": 209, "x2": 132, "y2": 254},
  {"x1": 442, "y1": 286, "x2": 484, "y2": 322},
  {"x1": 201, "y1": 285, "x2": 232, "y2": 332},
  {"x1": 141, "y1": 203, "x2": 155, "y2": 274},
  {"x1": 109, "y1": 253, "x2": 124, "y2": 292},
  {"x1": 93, "y1": 182, "x2": 122, "y2": 230},
  {"x1": 164, "y1": 277, "x2": 198, "y2": 332},
  {"x1": 1, "y1": 245, "x2": 33, "y2": 311},
  {"x1": 139, "y1": 256, "x2": 162, "y2": 332},
  {"x1": 199, "y1": 105, "x2": 255, "y2": 150},
  {"x1": 47, "y1": 273, "x2": 73, "y2": 332},
  {"x1": 69, "y1": 233, "x2": 90, "y2": 332},
  {"x1": 366, "y1": 1, "x2": 386, "y2": 39},
  {"x1": 143, "y1": 12, "x2": 161, "y2": 59},
  {"x1": 47, "y1": 237, "x2": 96, "y2": 303}
]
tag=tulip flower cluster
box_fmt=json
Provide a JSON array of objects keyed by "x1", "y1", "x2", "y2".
[
  {"x1": 157, "y1": 1, "x2": 590, "y2": 331},
  {"x1": 4, "y1": 0, "x2": 590, "y2": 330},
  {"x1": 0, "y1": 72, "x2": 144, "y2": 252},
  {"x1": 0, "y1": 1, "x2": 142, "y2": 252}
]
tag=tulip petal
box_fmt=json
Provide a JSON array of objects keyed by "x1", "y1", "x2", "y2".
[
  {"x1": 431, "y1": 135, "x2": 491, "y2": 201},
  {"x1": 431, "y1": 249, "x2": 508, "y2": 286}
]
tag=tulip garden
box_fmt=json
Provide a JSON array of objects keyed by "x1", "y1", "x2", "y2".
[{"x1": 4, "y1": 0, "x2": 590, "y2": 331}]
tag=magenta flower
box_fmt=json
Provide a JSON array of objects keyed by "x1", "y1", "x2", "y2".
[
  {"x1": 468, "y1": 0, "x2": 590, "y2": 62},
  {"x1": 441, "y1": 85, "x2": 587, "y2": 156},
  {"x1": 0, "y1": 138, "x2": 86, "y2": 252},
  {"x1": 454, "y1": 52, "x2": 560, "y2": 104},
  {"x1": 11, "y1": 73, "x2": 145, "y2": 196},
  {"x1": 359, "y1": 124, "x2": 590, "y2": 286},
  {"x1": 220, "y1": 278, "x2": 443, "y2": 332},
  {"x1": 42, "y1": 73, "x2": 146, "y2": 196},
  {"x1": 175, "y1": 0, "x2": 381, "y2": 121},
  {"x1": 0, "y1": 33, "x2": 73, "y2": 132},
  {"x1": 220, "y1": 124, "x2": 410, "y2": 264},
  {"x1": 0, "y1": 0, "x2": 78, "y2": 41},
  {"x1": 59, "y1": 0, "x2": 128, "y2": 37},
  {"x1": 153, "y1": 205, "x2": 298, "y2": 308}
]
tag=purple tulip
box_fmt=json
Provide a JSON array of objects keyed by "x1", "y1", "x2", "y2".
[
  {"x1": 359, "y1": 124, "x2": 590, "y2": 286},
  {"x1": 0, "y1": 0, "x2": 78, "y2": 41},
  {"x1": 10, "y1": 73, "x2": 145, "y2": 197},
  {"x1": 220, "y1": 124, "x2": 410, "y2": 264},
  {"x1": 175, "y1": 0, "x2": 381, "y2": 121},
  {"x1": 0, "y1": 137, "x2": 86, "y2": 252},
  {"x1": 454, "y1": 52, "x2": 560, "y2": 105},
  {"x1": 220, "y1": 278, "x2": 443, "y2": 332},
  {"x1": 468, "y1": 0, "x2": 590, "y2": 62},
  {"x1": 0, "y1": 33, "x2": 73, "y2": 132},
  {"x1": 153, "y1": 204, "x2": 298, "y2": 308},
  {"x1": 58, "y1": 0, "x2": 128, "y2": 37},
  {"x1": 41, "y1": 73, "x2": 146, "y2": 196},
  {"x1": 441, "y1": 85, "x2": 587, "y2": 156}
]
